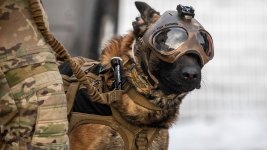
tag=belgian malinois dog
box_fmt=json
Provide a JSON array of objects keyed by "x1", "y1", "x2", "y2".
[{"x1": 67, "y1": 1, "x2": 214, "y2": 149}]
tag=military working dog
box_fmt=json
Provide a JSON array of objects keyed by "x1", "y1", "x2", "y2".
[{"x1": 64, "y1": 1, "x2": 214, "y2": 149}]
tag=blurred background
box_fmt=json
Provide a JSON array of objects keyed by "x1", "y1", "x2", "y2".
[{"x1": 43, "y1": 0, "x2": 267, "y2": 149}]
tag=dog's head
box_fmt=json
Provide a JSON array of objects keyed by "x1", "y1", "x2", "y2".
[
  {"x1": 97, "y1": 1, "x2": 215, "y2": 127},
  {"x1": 132, "y1": 2, "x2": 214, "y2": 95}
]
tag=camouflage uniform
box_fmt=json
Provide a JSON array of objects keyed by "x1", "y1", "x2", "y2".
[{"x1": 0, "y1": 0, "x2": 68, "y2": 149}]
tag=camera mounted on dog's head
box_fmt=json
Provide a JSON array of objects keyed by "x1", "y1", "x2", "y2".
[{"x1": 176, "y1": 4, "x2": 195, "y2": 20}]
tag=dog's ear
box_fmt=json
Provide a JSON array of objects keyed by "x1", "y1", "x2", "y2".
[
  {"x1": 135, "y1": 1, "x2": 159, "y2": 24},
  {"x1": 132, "y1": 1, "x2": 160, "y2": 37}
]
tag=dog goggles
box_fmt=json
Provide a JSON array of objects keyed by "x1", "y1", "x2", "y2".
[{"x1": 142, "y1": 10, "x2": 214, "y2": 65}]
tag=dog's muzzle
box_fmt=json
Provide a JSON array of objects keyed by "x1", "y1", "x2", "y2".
[{"x1": 140, "y1": 8, "x2": 214, "y2": 65}]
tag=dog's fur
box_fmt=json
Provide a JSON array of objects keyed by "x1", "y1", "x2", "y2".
[{"x1": 69, "y1": 2, "x2": 203, "y2": 149}]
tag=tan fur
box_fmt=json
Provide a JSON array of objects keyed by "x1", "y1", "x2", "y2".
[
  {"x1": 100, "y1": 32, "x2": 134, "y2": 67},
  {"x1": 69, "y1": 124, "x2": 124, "y2": 150},
  {"x1": 149, "y1": 13, "x2": 160, "y2": 26},
  {"x1": 113, "y1": 92, "x2": 182, "y2": 128}
]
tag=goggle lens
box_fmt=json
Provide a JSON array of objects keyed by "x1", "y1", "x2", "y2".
[
  {"x1": 153, "y1": 28, "x2": 188, "y2": 52},
  {"x1": 197, "y1": 31, "x2": 214, "y2": 58}
]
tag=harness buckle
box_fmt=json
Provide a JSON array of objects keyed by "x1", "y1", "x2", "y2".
[
  {"x1": 105, "y1": 90, "x2": 123, "y2": 104},
  {"x1": 135, "y1": 131, "x2": 149, "y2": 149}
]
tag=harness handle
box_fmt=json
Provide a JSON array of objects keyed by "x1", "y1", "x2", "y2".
[{"x1": 111, "y1": 57, "x2": 123, "y2": 90}]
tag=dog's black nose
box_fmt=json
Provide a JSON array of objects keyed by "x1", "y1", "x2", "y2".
[{"x1": 181, "y1": 66, "x2": 199, "y2": 81}]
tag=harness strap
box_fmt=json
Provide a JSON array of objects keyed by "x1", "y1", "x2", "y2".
[
  {"x1": 127, "y1": 87, "x2": 161, "y2": 111},
  {"x1": 69, "y1": 112, "x2": 115, "y2": 133},
  {"x1": 69, "y1": 112, "x2": 132, "y2": 149},
  {"x1": 66, "y1": 82, "x2": 80, "y2": 115},
  {"x1": 96, "y1": 84, "x2": 161, "y2": 112},
  {"x1": 101, "y1": 90, "x2": 123, "y2": 104},
  {"x1": 111, "y1": 107, "x2": 159, "y2": 150}
]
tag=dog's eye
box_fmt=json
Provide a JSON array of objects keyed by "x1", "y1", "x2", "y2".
[
  {"x1": 153, "y1": 28, "x2": 188, "y2": 52},
  {"x1": 197, "y1": 31, "x2": 214, "y2": 58}
]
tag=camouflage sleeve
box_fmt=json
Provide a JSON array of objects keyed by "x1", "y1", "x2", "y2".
[
  {"x1": 0, "y1": 69, "x2": 18, "y2": 128},
  {"x1": 0, "y1": 0, "x2": 69, "y2": 149}
]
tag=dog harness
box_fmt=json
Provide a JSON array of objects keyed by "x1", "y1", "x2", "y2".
[
  {"x1": 68, "y1": 108, "x2": 160, "y2": 150},
  {"x1": 62, "y1": 57, "x2": 173, "y2": 150}
]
